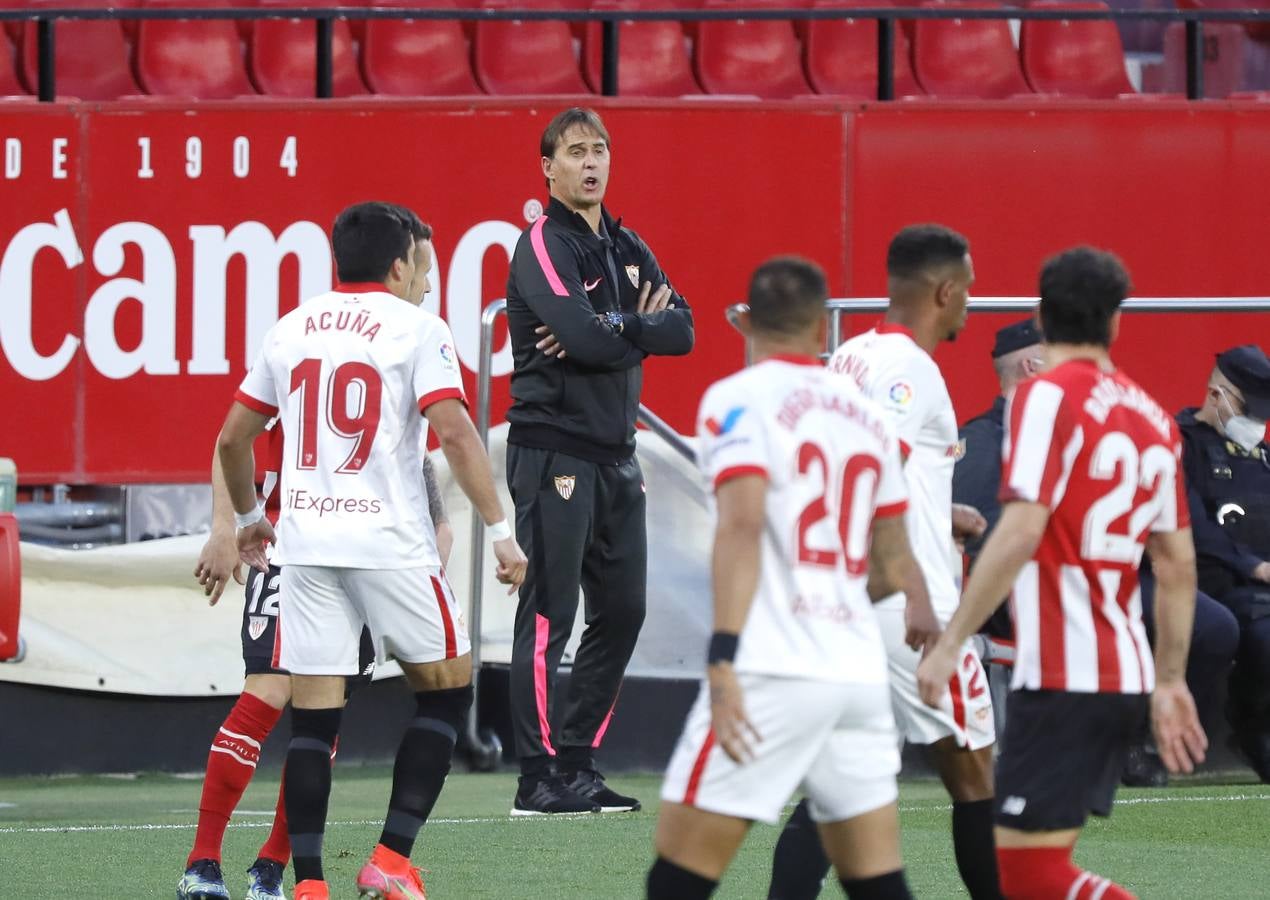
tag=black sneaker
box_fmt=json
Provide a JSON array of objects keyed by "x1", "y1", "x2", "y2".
[
  {"x1": 511, "y1": 773, "x2": 601, "y2": 816},
  {"x1": 564, "y1": 767, "x2": 642, "y2": 812},
  {"x1": 245, "y1": 856, "x2": 286, "y2": 900},
  {"x1": 1121, "y1": 742, "x2": 1168, "y2": 788}
]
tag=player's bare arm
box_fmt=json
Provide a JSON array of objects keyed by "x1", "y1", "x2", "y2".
[
  {"x1": 216, "y1": 402, "x2": 276, "y2": 574},
  {"x1": 868, "y1": 514, "x2": 940, "y2": 653},
  {"x1": 424, "y1": 397, "x2": 528, "y2": 592},
  {"x1": 194, "y1": 447, "x2": 245, "y2": 605},
  {"x1": 1146, "y1": 527, "x2": 1209, "y2": 774},
  {"x1": 422, "y1": 452, "x2": 454, "y2": 568},
  {"x1": 917, "y1": 499, "x2": 1049, "y2": 707},
  {"x1": 708, "y1": 473, "x2": 767, "y2": 765}
]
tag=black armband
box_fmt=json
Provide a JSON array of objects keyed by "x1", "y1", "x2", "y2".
[{"x1": 707, "y1": 631, "x2": 739, "y2": 666}]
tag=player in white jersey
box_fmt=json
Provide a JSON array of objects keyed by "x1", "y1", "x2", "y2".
[
  {"x1": 648, "y1": 258, "x2": 935, "y2": 900},
  {"x1": 217, "y1": 202, "x2": 527, "y2": 900},
  {"x1": 769, "y1": 225, "x2": 1003, "y2": 900}
]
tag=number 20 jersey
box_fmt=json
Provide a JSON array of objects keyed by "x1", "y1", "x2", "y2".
[
  {"x1": 235, "y1": 284, "x2": 466, "y2": 569},
  {"x1": 697, "y1": 355, "x2": 909, "y2": 685},
  {"x1": 1002, "y1": 359, "x2": 1189, "y2": 695}
]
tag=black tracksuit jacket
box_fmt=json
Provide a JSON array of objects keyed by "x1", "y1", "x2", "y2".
[{"x1": 504, "y1": 197, "x2": 694, "y2": 463}]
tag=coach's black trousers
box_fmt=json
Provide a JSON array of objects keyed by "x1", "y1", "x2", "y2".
[{"x1": 506, "y1": 444, "x2": 647, "y2": 771}]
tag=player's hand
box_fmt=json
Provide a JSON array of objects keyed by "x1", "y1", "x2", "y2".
[
  {"x1": 436, "y1": 520, "x2": 455, "y2": 569},
  {"x1": 534, "y1": 325, "x2": 566, "y2": 359},
  {"x1": 708, "y1": 663, "x2": 762, "y2": 764},
  {"x1": 194, "y1": 528, "x2": 244, "y2": 606},
  {"x1": 916, "y1": 640, "x2": 959, "y2": 709},
  {"x1": 637, "y1": 281, "x2": 673, "y2": 315},
  {"x1": 1251, "y1": 561, "x2": 1270, "y2": 583},
  {"x1": 904, "y1": 594, "x2": 941, "y2": 655},
  {"x1": 236, "y1": 519, "x2": 276, "y2": 574},
  {"x1": 493, "y1": 536, "x2": 528, "y2": 595},
  {"x1": 951, "y1": 504, "x2": 988, "y2": 544},
  {"x1": 1151, "y1": 679, "x2": 1208, "y2": 774}
]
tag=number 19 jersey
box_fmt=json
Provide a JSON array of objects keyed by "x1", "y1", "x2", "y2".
[
  {"x1": 235, "y1": 283, "x2": 466, "y2": 569},
  {"x1": 697, "y1": 355, "x2": 909, "y2": 685}
]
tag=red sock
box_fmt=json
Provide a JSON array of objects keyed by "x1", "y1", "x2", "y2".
[
  {"x1": 257, "y1": 766, "x2": 291, "y2": 865},
  {"x1": 187, "y1": 692, "x2": 283, "y2": 867},
  {"x1": 998, "y1": 847, "x2": 1136, "y2": 900}
]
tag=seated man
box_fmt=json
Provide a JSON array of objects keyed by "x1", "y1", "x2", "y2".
[
  {"x1": 1178, "y1": 344, "x2": 1270, "y2": 781},
  {"x1": 954, "y1": 320, "x2": 1238, "y2": 784}
]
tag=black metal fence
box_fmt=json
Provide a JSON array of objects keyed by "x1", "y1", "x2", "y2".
[{"x1": 5, "y1": 5, "x2": 1270, "y2": 103}]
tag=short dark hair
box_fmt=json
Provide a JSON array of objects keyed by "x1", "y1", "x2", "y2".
[
  {"x1": 391, "y1": 204, "x2": 433, "y2": 243},
  {"x1": 1038, "y1": 247, "x2": 1130, "y2": 348},
  {"x1": 331, "y1": 201, "x2": 418, "y2": 283},
  {"x1": 540, "y1": 107, "x2": 611, "y2": 159},
  {"x1": 886, "y1": 224, "x2": 970, "y2": 281},
  {"x1": 748, "y1": 256, "x2": 828, "y2": 337}
]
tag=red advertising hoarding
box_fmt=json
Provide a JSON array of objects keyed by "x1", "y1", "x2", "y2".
[{"x1": 2, "y1": 98, "x2": 1268, "y2": 483}]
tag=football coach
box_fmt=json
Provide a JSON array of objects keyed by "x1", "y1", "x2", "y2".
[{"x1": 503, "y1": 107, "x2": 694, "y2": 816}]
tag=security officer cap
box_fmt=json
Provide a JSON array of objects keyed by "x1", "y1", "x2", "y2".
[
  {"x1": 992, "y1": 319, "x2": 1041, "y2": 358},
  {"x1": 1216, "y1": 344, "x2": 1270, "y2": 419}
]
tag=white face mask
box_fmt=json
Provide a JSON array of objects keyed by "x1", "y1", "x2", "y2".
[{"x1": 1217, "y1": 386, "x2": 1267, "y2": 452}]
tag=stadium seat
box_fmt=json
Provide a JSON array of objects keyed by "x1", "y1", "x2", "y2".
[
  {"x1": 0, "y1": 513, "x2": 19, "y2": 663},
  {"x1": 0, "y1": 27, "x2": 27, "y2": 94},
  {"x1": 362, "y1": 0, "x2": 481, "y2": 95},
  {"x1": 1177, "y1": 0, "x2": 1270, "y2": 45},
  {"x1": 137, "y1": 0, "x2": 256, "y2": 98},
  {"x1": 474, "y1": 0, "x2": 591, "y2": 95},
  {"x1": 1149, "y1": 21, "x2": 1247, "y2": 98},
  {"x1": 250, "y1": 0, "x2": 367, "y2": 97},
  {"x1": 911, "y1": 0, "x2": 1033, "y2": 98},
  {"x1": 582, "y1": 0, "x2": 702, "y2": 95},
  {"x1": 694, "y1": 0, "x2": 812, "y2": 98},
  {"x1": 0, "y1": 0, "x2": 27, "y2": 44},
  {"x1": 20, "y1": 0, "x2": 142, "y2": 99},
  {"x1": 804, "y1": 0, "x2": 924, "y2": 98},
  {"x1": 1020, "y1": 1, "x2": 1133, "y2": 97}
]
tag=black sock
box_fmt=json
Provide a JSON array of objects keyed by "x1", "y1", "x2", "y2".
[
  {"x1": 647, "y1": 857, "x2": 717, "y2": 900},
  {"x1": 285, "y1": 707, "x2": 342, "y2": 884},
  {"x1": 768, "y1": 799, "x2": 831, "y2": 900},
  {"x1": 951, "y1": 799, "x2": 1003, "y2": 900},
  {"x1": 840, "y1": 869, "x2": 913, "y2": 900},
  {"x1": 557, "y1": 745, "x2": 594, "y2": 776},
  {"x1": 519, "y1": 753, "x2": 554, "y2": 779},
  {"x1": 378, "y1": 685, "x2": 472, "y2": 858}
]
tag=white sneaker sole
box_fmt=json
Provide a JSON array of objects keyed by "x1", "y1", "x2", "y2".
[{"x1": 509, "y1": 806, "x2": 600, "y2": 817}]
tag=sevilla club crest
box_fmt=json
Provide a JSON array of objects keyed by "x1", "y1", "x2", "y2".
[
  {"x1": 625, "y1": 264, "x2": 640, "y2": 289},
  {"x1": 554, "y1": 475, "x2": 576, "y2": 500}
]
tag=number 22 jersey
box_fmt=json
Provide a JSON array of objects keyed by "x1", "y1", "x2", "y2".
[
  {"x1": 697, "y1": 355, "x2": 909, "y2": 685},
  {"x1": 235, "y1": 283, "x2": 465, "y2": 569}
]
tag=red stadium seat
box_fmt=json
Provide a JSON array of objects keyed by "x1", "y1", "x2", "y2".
[
  {"x1": 911, "y1": 0, "x2": 1033, "y2": 98},
  {"x1": 474, "y1": 0, "x2": 591, "y2": 95},
  {"x1": 582, "y1": 0, "x2": 702, "y2": 95},
  {"x1": 1177, "y1": 0, "x2": 1270, "y2": 44},
  {"x1": 1021, "y1": 1, "x2": 1133, "y2": 97},
  {"x1": 695, "y1": 0, "x2": 812, "y2": 98},
  {"x1": 1151, "y1": 20, "x2": 1246, "y2": 98},
  {"x1": 0, "y1": 27, "x2": 27, "y2": 94},
  {"x1": 805, "y1": 0, "x2": 924, "y2": 98},
  {"x1": 250, "y1": 0, "x2": 367, "y2": 97},
  {"x1": 0, "y1": 513, "x2": 19, "y2": 663},
  {"x1": 0, "y1": 0, "x2": 27, "y2": 44},
  {"x1": 137, "y1": 0, "x2": 256, "y2": 98},
  {"x1": 362, "y1": 0, "x2": 481, "y2": 95},
  {"x1": 21, "y1": 0, "x2": 142, "y2": 99}
]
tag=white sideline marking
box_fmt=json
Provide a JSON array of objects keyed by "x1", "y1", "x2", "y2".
[{"x1": 2, "y1": 793, "x2": 1267, "y2": 835}]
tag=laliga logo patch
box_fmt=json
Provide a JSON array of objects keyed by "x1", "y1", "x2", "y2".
[
  {"x1": 625, "y1": 264, "x2": 640, "y2": 289},
  {"x1": 887, "y1": 380, "x2": 914, "y2": 406},
  {"x1": 555, "y1": 475, "x2": 576, "y2": 500},
  {"x1": 248, "y1": 616, "x2": 269, "y2": 641},
  {"x1": 439, "y1": 342, "x2": 457, "y2": 371}
]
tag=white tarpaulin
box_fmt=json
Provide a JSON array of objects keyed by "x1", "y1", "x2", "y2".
[{"x1": 0, "y1": 425, "x2": 713, "y2": 696}]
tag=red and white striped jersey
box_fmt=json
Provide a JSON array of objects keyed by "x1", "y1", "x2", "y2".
[
  {"x1": 1002, "y1": 359, "x2": 1189, "y2": 694},
  {"x1": 235, "y1": 283, "x2": 465, "y2": 569},
  {"x1": 697, "y1": 355, "x2": 908, "y2": 684}
]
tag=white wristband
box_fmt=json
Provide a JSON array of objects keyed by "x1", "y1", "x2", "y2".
[
  {"x1": 234, "y1": 505, "x2": 265, "y2": 530},
  {"x1": 486, "y1": 519, "x2": 512, "y2": 542}
]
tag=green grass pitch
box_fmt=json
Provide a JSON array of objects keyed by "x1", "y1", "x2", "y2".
[{"x1": 1, "y1": 769, "x2": 1267, "y2": 897}]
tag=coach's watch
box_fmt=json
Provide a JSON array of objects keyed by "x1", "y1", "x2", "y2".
[{"x1": 601, "y1": 311, "x2": 624, "y2": 334}]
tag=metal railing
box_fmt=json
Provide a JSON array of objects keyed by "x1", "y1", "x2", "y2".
[
  {"x1": 726, "y1": 296, "x2": 1270, "y2": 360},
  {"x1": 7, "y1": 6, "x2": 1270, "y2": 103}
]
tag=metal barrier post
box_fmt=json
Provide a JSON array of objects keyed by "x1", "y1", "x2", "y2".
[
  {"x1": 315, "y1": 15, "x2": 333, "y2": 99},
  {"x1": 876, "y1": 16, "x2": 895, "y2": 101},
  {"x1": 464, "y1": 298, "x2": 507, "y2": 770},
  {"x1": 1185, "y1": 19, "x2": 1204, "y2": 100},
  {"x1": 601, "y1": 17, "x2": 620, "y2": 96},
  {"x1": 37, "y1": 18, "x2": 54, "y2": 102}
]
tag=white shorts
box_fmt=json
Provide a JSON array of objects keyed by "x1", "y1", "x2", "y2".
[
  {"x1": 278, "y1": 565, "x2": 470, "y2": 675},
  {"x1": 877, "y1": 606, "x2": 995, "y2": 750},
  {"x1": 660, "y1": 675, "x2": 900, "y2": 825}
]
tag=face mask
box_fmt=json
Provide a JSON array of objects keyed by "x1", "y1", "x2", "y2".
[{"x1": 1217, "y1": 387, "x2": 1267, "y2": 452}]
